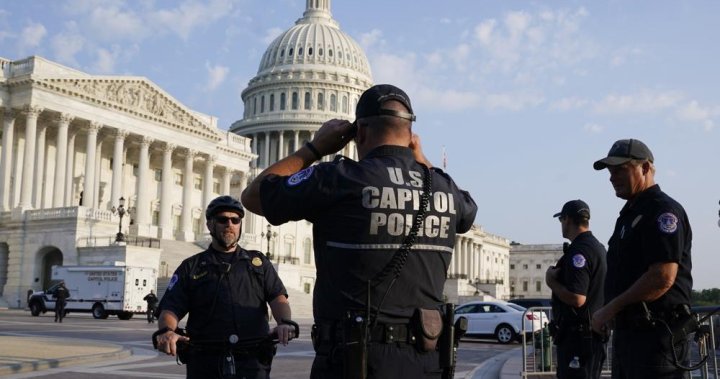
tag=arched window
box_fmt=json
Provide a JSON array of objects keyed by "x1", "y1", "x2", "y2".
[
  {"x1": 260, "y1": 96, "x2": 265, "y2": 113},
  {"x1": 289, "y1": 48, "x2": 294, "y2": 56},
  {"x1": 317, "y1": 93, "x2": 324, "y2": 110},
  {"x1": 342, "y1": 95, "x2": 348, "y2": 113},
  {"x1": 292, "y1": 92, "x2": 299, "y2": 110},
  {"x1": 330, "y1": 94, "x2": 337, "y2": 112},
  {"x1": 269, "y1": 94, "x2": 275, "y2": 111},
  {"x1": 304, "y1": 92, "x2": 311, "y2": 110},
  {"x1": 329, "y1": 49, "x2": 333, "y2": 57},
  {"x1": 319, "y1": 48, "x2": 323, "y2": 56},
  {"x1": 299, "y1": 47, "x2": 303, "y2": 56},
  {"x1": 280, "y1": 93, "x2": 286, "y2": 110},
  {"x1": 308, "y1": 47, "x2": 313, "y2": 56},
  {"x1": 338, "y1": 51, "x2": 343, "y2": 59},
  {"x1": 280, "y1": 49, "x2": 284, "y2": 57},
  {"x1": 253, "y1": 97, "x2": 257, "y2": 115}
]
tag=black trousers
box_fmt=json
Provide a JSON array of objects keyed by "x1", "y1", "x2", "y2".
[
  {"x1": 54, "y1": 301, "x2": 66, "y2": 322},
  {"x1": 185, "y1": 351, "x2": 271, "y2": 379},
  {"x1": 310, "y1": 342, "x2": 442, "y2": 379},
  {"x1": 556, "y1": 332, "x2": 606, "y2": 379},
  {"x1": 612, "y1": 327, "x2": 690, "y2": 379}
]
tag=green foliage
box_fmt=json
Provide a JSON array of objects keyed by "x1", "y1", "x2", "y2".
[{"x1": 691, "y1": 288, "x2": 720, "y2": 306}]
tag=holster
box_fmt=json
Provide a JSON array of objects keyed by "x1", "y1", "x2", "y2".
[
  {"x1": 343, "y1": 312, "x2": 368, "y2": 379},
  {"x1": 413, "y1": 308, "x2": 443, "y2": 352}
]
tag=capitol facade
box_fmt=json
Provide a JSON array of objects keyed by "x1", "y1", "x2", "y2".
[{"x1": 0, "y1": 0, "x2": 513, "y2": 309}]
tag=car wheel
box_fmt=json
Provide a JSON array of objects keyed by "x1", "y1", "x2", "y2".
[
  {"x1": 495, "y1": 324, "x2": 516, "y2": 344},
  {"x1": 29, "y1": 302, "x2": 41, "y2": 316},
  {"x1": 92, "y1": 304, "x2": 108, "y2": 319},
  {"x1": 117, "y1": 312, "x2": 133, "y2": 320}
]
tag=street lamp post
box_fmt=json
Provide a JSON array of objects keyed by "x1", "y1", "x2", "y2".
[
  {"x1": 112, "y1": 197, "x2": 128, "y2": 243},
  {"x1": 261, "y1": 224, "x2": 277, "y2": 260}
]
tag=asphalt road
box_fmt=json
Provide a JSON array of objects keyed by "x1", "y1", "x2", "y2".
[{"x1": 0, "y1": 309, "x2": 517, "y2": 378}]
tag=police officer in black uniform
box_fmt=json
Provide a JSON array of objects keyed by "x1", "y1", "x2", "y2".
[
  {"x1": 591, "y1": 139, "x2": 693, "y2": 379},
  {"x1": 54, "y1": 281, "x2": 69, "y2": 323},
  {"x1": 242, "y1": 84, "x2": 477, "y2": 379},
  {"x1": 154, "y1": 196, "x2": 293, "y2": 379},
  {"x1": 546, "y1": 200, "x2": 607, "y2": 379},
  {"x1": 144, "y1": 289, "x2": 159, "y2": 323}
]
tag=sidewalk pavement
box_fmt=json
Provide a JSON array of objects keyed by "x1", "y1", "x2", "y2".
[
  {"x1": 0, "y1": 333, "x2": 522, "y2": 378},
  {"x1": 0, "y1": 336, "x2": 132, "y2": 376}
]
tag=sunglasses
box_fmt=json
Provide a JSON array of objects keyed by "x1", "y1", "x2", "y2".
[{"x1": 214, "y1": 216, "x2": 241, "y2": 225}]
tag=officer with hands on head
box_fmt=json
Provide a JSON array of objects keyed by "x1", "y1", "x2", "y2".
[
  {"x1": 154, "y1": 195, "x2": 293, "y2": 379},
  {"x1": 591, "y1": 139, "x2": 693, "y2": 379},
  {"x1": 144, "y1": 289, "x2": 159, "y2": 323},
  {"x1": 54, "y1": 281, "x2": 69, "y2": 323},
  {"x1": 241, "y1": 84, "x2": 478, "y2": 379},
  {"x1": 546, "y1": 200, "x2": 607, "y2": 379}
]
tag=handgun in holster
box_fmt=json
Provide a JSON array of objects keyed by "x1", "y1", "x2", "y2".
[
  {"x1": 440, "y1": 303, "x2": 466, "y2": 379},
  {"x1": 343, "y1": 310, "x2": 369, "y2": 379}
]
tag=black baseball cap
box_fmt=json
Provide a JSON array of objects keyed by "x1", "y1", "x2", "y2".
[
  {"x1": 355, "y1": 84, "x2": 416, "y2": 122},
  {"x1": 593, "y1": 138, "x2": 654, "y2": 170},
  {"x1": 553, "y1": 199, "x2": 590, "y2": 219}
]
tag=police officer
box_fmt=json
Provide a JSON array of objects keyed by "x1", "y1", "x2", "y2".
[
  {"x1": 242, "y1": 84, "x2": 477, "y2": 379},
  {"x1": 144, "y1": 289, "x2": 159, "y2": 323},
  {"x1": 591, "y1": 139, "x2": 693, "y2": 379},
  {"x1": 54, "y1": 281, "x2": 69, "y2": 323},
  {"x1": 546, "y1": 200, "x2": 607, "y2": 379},
  {"x1": 154, "y1": 195, "x2": 293, "y2": 379}
]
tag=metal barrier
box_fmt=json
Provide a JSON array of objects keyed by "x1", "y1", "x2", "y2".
[{"x1": 519, "y1": 305, "x2": 720, "y2": 379}]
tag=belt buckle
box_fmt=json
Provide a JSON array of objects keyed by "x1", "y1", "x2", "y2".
[{"x1": 384, "y1": 325, "x2": 395, "y2": 344}]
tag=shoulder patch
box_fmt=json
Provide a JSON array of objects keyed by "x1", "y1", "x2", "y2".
[
  {"x1": 657, "y1": 212, "x2": 678, "y2": 234},
  {"x1": 286, "y1": 166, "x2": 315, "y2": 187},
  {"x1": 167, "y1": 274, "x2": 179, "y2": 291},
  {"x1": 572, "y1": 254, "x2": 587, "y2": 268}
]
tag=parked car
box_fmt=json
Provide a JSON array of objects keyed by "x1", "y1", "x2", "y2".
[
  {"x1": 508, "y1": 298, "x2": 552, "y2": 310},
  {"x1": 454, "y1": 300, "x2": 548, "y2": 344}
]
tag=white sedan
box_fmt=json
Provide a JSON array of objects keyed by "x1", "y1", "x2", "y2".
[{"x1": 454, "y1": 300, "x2": 548, "y2": 344}]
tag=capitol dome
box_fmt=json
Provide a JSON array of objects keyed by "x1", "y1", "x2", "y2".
[{"x1": 230, "y1": 0, "x2": 373, "y2": 169}]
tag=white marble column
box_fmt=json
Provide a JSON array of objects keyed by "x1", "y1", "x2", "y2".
[
  {"x1": 64, "y1": 132, "x2": 77, "y2": 206},
  {"x1": 110, "y1": 130, "x2": 128, "y2": 209},
  {"x1": 33, "y1": 124, "x2": 47, "y2": 208},
  {"x1": 264, "y1": 132, "x2": 270, "y2": 168},
  {"x1": 202, "y1": 154, "x2": 215, "y2": 221},
  {"x1": 0, "y1": 109, "x2": 17, "y2": 211},
  {"x1": 18, "y1": 106, "x2": 42, "y2": 209},
  {"x1": 93, "y1": 137, "x2": 103, "y2": 208},
  {"x1": 222, "y1": 168, "x2": 232, "y2": 195},
  {"x1": 159, "y1": 143, "x2": 175, "y2": 239},
  {"x1": 294, "y1": 130, "x2": 300, "y2": 154},
  {"x1": 277, "y1": 131, "x2": 284, "y2": 160},
  {"x1": 135, "y1": 136, "x2": 153, "y2": 231},
  {"x1": 252, "y1": 134, "x2": 258, "y2": 167},
  {"x1": 52, "y1": 114, "x2": 72, "y2": 207},
  {"x1": 82, "y1": 122, "x2": 101, "y2": 208},
  {"x1": 180, "y1": 149, "x2": 196, "y2": 241}
]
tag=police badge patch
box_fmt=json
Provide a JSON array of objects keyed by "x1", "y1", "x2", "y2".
[
  {"x1": 572, "y1": 254, "x2": 587, "y2": 268},
  {"x1": 167, "y1": 274, "x2": 179, "y2": 291},
  {"x1": 286, "y1": 166, "x2": 315, "y2": 187},
  {"x1": 657, "y1": 212, "x2": 678, "y2": 234}
]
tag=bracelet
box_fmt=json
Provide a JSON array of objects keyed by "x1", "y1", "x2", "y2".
[{"x1": 305, "y1": 142, "x2": 323, "y2": 160}]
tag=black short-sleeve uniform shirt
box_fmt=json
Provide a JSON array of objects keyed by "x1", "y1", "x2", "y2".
[
  {"x1": 159, "y1": 246, "x2": 287, "y2": 341},
  {"x1": 259, "y1": 146, "x2": 478, "y2": 323},
  {"x1": 605, "y1": 185, "x2": 693, "y2": 312},
  {"x1": 555, "y1": 231, "x2": 607, "y2": 320}
]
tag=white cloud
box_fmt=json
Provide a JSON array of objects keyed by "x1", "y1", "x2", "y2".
[
  {"x1": 483, "y1": 91, "x2": 545, "y2": 111},
  {"x1": 359, "y1": 29, "x2": 383, "y2": 49},
  {"x1": 205, "y1": 61, "x2": 229, "y2": 91},
  {"x1": 87, "y1": 6, "x2": 147, "y2": 41},
  {"x1": 93, "y1": 47, "x2": 124, "y2": 74},
  {"x1": 593, "y1": 90, "x2": 683, "y2": 114},
  {"x1": 51, "y1": 22, "x2": 85, "y2": 66},
  {"x1": 149, "y1": 0, "x2": 234, "y2": 40},
  {"x1": 583, "y1": 123, "x2": 604, "y2": 133},
  {"x1": 19, "y1": 22, "x2": 47, "y2": 51},
  {"x1": 551, "y1": 97, "x2": 588, "y2": 111},
  {"x1": 474, "y1": 20, "x2": 496, "y2": 46},
  {"x1": 676, "y1": 100, "x2": 719, "y2": 131},
  {"x1": 262, "y1": 27, "x2": 284, "y2": 44},
  {"x1": 609, "y1": 47, "x2": 643, "y2": 67}
]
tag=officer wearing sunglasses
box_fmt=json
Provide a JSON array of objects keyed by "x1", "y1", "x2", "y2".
[{"x1": 154, "y1": 195, "x2": 293, "y2": 379}]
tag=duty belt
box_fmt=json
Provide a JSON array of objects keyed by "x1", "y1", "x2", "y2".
[
  {"x1": 615, "y1": 303, "x2": 691, "y2": 330},
  {"x1": 312, "y1": 322, "x2": 416, "y2": 345}
]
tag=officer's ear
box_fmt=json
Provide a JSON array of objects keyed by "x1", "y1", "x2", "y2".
[{"x1": 355, "y1": 121, "x2": 367, "y2": 145}]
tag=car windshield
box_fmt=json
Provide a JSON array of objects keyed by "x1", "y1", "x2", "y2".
[{"x1": 507, "y1": 303, "x2": 526, "y2": 312}]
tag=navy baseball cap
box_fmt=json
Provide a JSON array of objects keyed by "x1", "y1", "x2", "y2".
[
  {"x1": 355, "y1": 84, "x2": 416, "y2": 122},
  {"x1": 553, "y1": 199, "x2": 590, "y2": 220},
  {"x1": 593, "y1": 139, "x2": 654, "y2": 170}
]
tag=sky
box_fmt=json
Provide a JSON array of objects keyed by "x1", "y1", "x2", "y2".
[{"x1": 1, "y1": 0, "x2": 718, "y2": 289}]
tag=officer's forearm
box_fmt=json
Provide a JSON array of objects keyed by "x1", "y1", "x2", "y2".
[
  {"x1": 547, "y1": 279, "x2": 586, "y2": 308},
  {"x1": 158, "y1": 310, "x2": 180, "y2": 331},
  {"x1": 241, "y1": 147, "x2": 317, "y2": 215},
  {"x1": 608, "y1": 261, "x2": 678, "y2": 312},
  {"x1": 269, "y1": 295, "x2": 292, "y2": 325}
]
